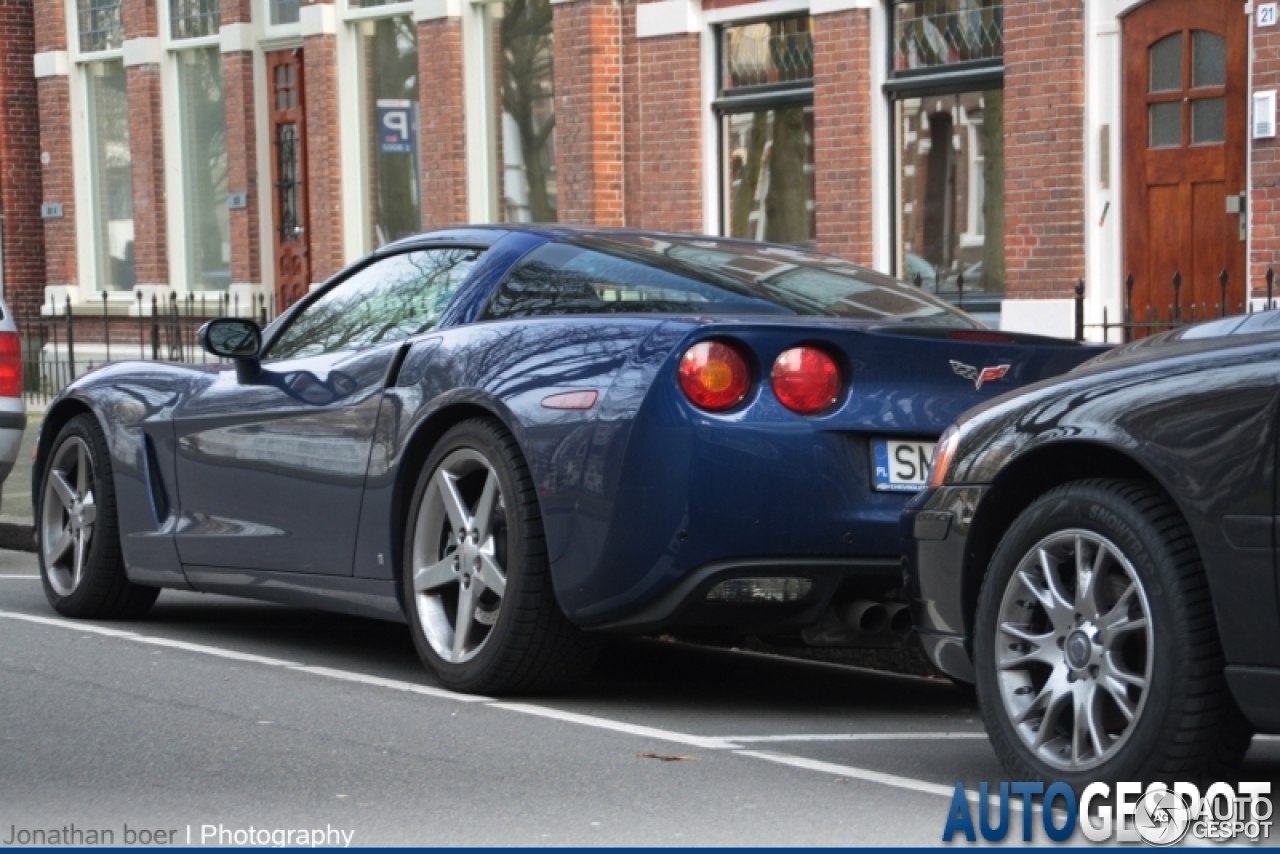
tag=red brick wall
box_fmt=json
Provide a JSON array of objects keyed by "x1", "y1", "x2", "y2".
[
  {"x1": 0, "y1": 0, "x2": 47, "y2": 320},
  {"x1": 34, "y1": 0, "x2": 72, "y2": 293},
  {"x1": 812, "y1": 8, "x2": 872, "y2": 265},
  {"x1": 418, "y1": 18, "x2": 467, "y2": 229},
  {"x1": 303, "y1": 33, "x2": 344, "y2": 281},
  {"x1": 631, "y1": 31, "x2": 702, "y2": 232},
  {"x1": 122, "y1": 0, "x2": 158, "y2": 40},
  {"x1": 554, "y1": 0, "x2": 624, "y2": 226},
  {"x1": 1003, "y1": 0, "x2": 1086, "y2": 299},
  {"x1": 224, "y1": 51, "x2": 260, "y2": 286},
  {"x1": 1251, "y1": 26, "x2": 1280, "y2": 296},
  {"x1": 126, "y1": 64, "x2": 169, "y2": 287}
]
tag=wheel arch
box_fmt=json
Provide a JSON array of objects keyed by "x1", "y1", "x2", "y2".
[
  {"x1": 389, "y1": 400, "x2": 525, "y2": 602},
  {"x1": 32, "y1": 396, "x2": 99, "y2": 514},
  {"x1": 960, "y1": 441, "x2": 1190, "y2": 643}
]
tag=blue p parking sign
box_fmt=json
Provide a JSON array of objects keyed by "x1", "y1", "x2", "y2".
[{"x1": 377, "y1": 100, "x2": 415, "y2": 155}]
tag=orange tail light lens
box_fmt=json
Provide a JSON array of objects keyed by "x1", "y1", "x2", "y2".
[{"x1": 678, "y1": 341, "x2": 751, "y2": 411}]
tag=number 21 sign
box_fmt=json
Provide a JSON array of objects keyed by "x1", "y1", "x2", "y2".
[{"x1": 1260, "y1": 3, "x2": 1278, "y2": 28}]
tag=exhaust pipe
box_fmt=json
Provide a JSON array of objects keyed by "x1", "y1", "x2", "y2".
[
  {"x1": 840, "y1": 600, "x2": 889, "y2": 635},
  {"x1": 886, "y1": 602, "x2": 913, "y2": 638}
]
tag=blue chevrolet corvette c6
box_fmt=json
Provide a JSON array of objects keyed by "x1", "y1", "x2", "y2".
[{"x1": 33, "y1": 226, "x2": 1106, "y2": 694}]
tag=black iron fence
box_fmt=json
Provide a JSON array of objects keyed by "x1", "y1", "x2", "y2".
[
  {"x1": 1071, "y1": 269, "x2": 1277, "y2": 343},
  {"x1": 17, "y1": 290, "x2": 279, "y2": 407}
]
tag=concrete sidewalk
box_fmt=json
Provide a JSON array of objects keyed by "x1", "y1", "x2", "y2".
[{"x1": 0, "y1": 407, "x2": 40, "y2": 551}]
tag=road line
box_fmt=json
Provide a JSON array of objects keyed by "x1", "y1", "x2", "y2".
[
  {"x1": 0, "y1": 574, "x2": 38, "y2": 579},
  {"x1": 489, "y1": 702, "x2": 737, "y2": 750},
  {"x1": 0, "y1": 608, "x2": 974, "y2": 802},
  {"x1": 288, "y1": 665, "x2": 492, "y2": 703},
  {"x1": 720, "y1": 733, "x2": 986, "y2": 744},
  {"x1": 130, "y1": 635, "x2": 300, "y2": 667},
  {"x1": 0, "y1": 610, "x2": 140, "y2": 637}
]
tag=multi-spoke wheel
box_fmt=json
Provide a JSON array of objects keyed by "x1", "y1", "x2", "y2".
[
  {"x1": 37, "y1": 414, "x2": 159, "y2": 619},
  {"x1": 975, "y1": 480, "x2": 1252, "y2": 785},
  {"x1": 402, "y1": 419, "x2": 599, "y2": 695}
]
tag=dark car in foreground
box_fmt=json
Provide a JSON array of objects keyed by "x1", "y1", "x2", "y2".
[
  {"x1": 904, "y1": 311, "x2": 1280, "y2": 783},
  {"x1": 34, "y1": 225, "x2": 1100, "y2": 695}
]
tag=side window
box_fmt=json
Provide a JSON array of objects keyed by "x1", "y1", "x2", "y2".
[{"x1": 268, "y1": 248, "x2": 482, "y2": 360}]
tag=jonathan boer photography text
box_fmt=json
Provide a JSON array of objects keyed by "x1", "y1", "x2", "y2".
[{"x1": 943, "y1": 782, "x2": 1274, "y2": 845}]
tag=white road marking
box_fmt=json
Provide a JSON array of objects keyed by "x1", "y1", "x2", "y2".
[
  {"x1": 288, "y1": 665, "x2": 491, "y2": 703},
  {"x1": 489, "y1": 702, "x2": 737, "y2": 750},
  {"x1": 720, "y1": 733, "x2": 986, "y2": 743},
  {"x1": 0, "y1": 608, "x2": 984, "y2": 803},
  {"x1": 0, "y1": 574, "x2": 39, "y2": 579}
]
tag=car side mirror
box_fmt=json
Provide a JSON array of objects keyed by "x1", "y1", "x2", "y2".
[{"x1": 199, "y1": 318, "x2": 262, "y2": 383}]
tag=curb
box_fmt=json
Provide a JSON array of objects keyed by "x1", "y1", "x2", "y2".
[{"x1": 0, "y1": 515, "x2": 35, "y2": 552}]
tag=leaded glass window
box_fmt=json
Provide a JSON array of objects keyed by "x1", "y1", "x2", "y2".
[
  {"x1": 893, "y1": 0, "x2": 1003, "y2": 73},
  {"x1": 170, "y1": 0, "x2": 220, "y2": 39},
  {"x1": 78, "y1": 0, "x2": 123, "y2": 53}
]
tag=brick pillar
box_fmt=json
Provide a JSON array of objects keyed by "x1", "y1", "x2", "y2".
[
  {"x1": 34, "y1": 0, "x2": 74, "y2": 295},
  {"x1": 0, "y1": 0, "x2": 46, "y2": 321},
  {"x1": 302, "y1": 4, "x2": 343, "y2": 282},
  {"x1": 1251, "y1": 26, "x2": 1280, "y2": 297},
  {"x1": 632, "y1": 30, "x2": 701, "y2": 232},
  {"x1": 812, "y1": 7, "x2": 872, "y2": 265},
  {"x1": 123, "y1": 0, "x2": 168, "y2": 291},
  {"x1": 418, "y1": 16, "x2": 467, "y2": 229},
  {"x1": 1003, "y1": 0, "x2": 1086, "y2": 300},
  {"x1": 221, "y1": 0, "x2": 261, "y2": 288},
  {"x1": 553, "y1": 0, "x2": 624, "y2": 226}
]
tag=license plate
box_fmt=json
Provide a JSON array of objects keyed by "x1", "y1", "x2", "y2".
[{"x1": 871, "y1": 439, "x2": 937, "y2": 492}]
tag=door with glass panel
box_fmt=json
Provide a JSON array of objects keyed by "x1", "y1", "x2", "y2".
[
  {"x1": 268, "y1": 49, "x2": 311, "y2": 311},
  {"x1": 1123, "y1": 0, "x2": 1246, "y2": 322}
]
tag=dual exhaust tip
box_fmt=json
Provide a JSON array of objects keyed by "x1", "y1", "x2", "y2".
[{"x1": 839, "y1": 599, "x2": 913, "y2": 638}]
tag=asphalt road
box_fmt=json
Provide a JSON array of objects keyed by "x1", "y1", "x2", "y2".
[{"x1": 1, "y1": 549, "x2": 1277, "y2": 847}]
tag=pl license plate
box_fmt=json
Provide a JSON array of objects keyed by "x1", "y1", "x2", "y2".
[{"x1": 871, "y1": 439, "x2": 938, "y2": 493}]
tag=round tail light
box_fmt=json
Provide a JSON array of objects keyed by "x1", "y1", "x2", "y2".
[
  {"x1": 771, "y1": 346, "x2": 841, "y2": 414},
  {"x1": 678, "y1": 341, "x2": 751, "y2": 411}
]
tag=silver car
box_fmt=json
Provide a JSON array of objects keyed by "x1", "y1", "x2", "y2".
[{"x1": 0, "y1": 297, "x2": 26, "y2": 485}]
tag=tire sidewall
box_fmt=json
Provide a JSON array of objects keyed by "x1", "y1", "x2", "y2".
[
  {"x1": 38, "y1": 415, "x2": 119, "y2": 615},
  {"x1": 974, "y1": 483, "x2": 1183, "y2": 785},
  {"x1": 401, "y1": 420, "x2": 534, "y2": 689}
]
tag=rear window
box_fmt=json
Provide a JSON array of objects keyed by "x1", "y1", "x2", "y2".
[{"x1": 481, "y1": 234, "x2": 977, "y2": 326}]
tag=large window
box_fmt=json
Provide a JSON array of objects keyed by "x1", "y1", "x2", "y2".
[
  {"x1": 177, "y1": 47, "x2": 230, "y2": 290},
  {"x1": 77, "y1": 0, "x2": 123, "y2": 53},
  {"x1": 717, "y1": 17, "x2": 815, "y2": 247},
  {"x1": 355, "y1": 15, "x2": 422, "y2": 248},
  {"x1": 481, "y1": 0, "x2": 557, "y2": 223},
  {"x1": 85, "y1": 59, "x2": 135, "y2": 291},
  {"x1": 889, "y1": 1, "x2": 1003, "y2": 306}
]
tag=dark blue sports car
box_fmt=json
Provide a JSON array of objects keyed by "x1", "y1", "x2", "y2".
[{"x1": 33, "y1": 226, "x2": 1102, "y2": 694}]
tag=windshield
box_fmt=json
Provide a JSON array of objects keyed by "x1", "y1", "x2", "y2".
[{"x1": 482, "y1": 233, "x2": 979, "y2": 326}]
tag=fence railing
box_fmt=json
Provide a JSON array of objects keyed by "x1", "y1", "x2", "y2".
[
  {"x1": 17, "y1": 290, "x2": 280, "y2": 407},
  {"x1": 1069, "y1": 269, "x2": 1277, "y2": 343}
]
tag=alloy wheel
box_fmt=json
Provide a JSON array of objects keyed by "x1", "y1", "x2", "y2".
[
  {"x1": 41, "y1": 436, "x2": 98, "y2": 597},
  {"x1": 410, "y1": 448, "x2": 509, "y2": 664},
  {"x1": 994, "y1": 529, "x2": 1154, "y2": 771}
]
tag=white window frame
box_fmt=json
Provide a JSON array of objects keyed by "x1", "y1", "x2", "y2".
[
  {"x1": 162, "y1": 0, "x2": 227, "y2": 297},
  {"x1": 68, "y1": 0, "x2": 132, "y2": 300},
  {"x1": 260, "y1": 0, "x2": 303, "y2": 40}
]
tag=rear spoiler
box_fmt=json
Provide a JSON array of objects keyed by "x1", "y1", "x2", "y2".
[{"x1": 864, "y1": 324, "x2": 1109, "y2": 349}]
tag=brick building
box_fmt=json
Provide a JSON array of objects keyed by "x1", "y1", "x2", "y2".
[{"x1": 4, "y1": 0, "x2": 1278, "y2": 339}]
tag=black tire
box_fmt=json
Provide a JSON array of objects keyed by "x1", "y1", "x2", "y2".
[
  {"x1": 974, "y1": 479, "x2": 1252, "y2": 786},
  {"x1": 37, "y1": 413, "x2": 160, "y2": 619},
  {"x1": 402, "y1": 418, "x2": 599, "y2": 695}
]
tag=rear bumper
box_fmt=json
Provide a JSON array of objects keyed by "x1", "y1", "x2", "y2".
[
  {"x1": 583, "y1": 556, "x2": 902, "y2": 635},
  {"x1": 902, "y1": 485, "x2": 989, "y2": 682}
]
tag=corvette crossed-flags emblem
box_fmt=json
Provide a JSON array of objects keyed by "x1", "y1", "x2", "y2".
[{"x1": 950, "y1": 360, "x2": 1011, "y2": 391}]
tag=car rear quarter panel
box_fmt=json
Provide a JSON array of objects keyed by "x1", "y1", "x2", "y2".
[{"x1": 952, "y1": 344, "x2": 1280, "y2": 668}]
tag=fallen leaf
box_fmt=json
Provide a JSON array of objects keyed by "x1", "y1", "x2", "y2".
[
  {"x1": 637, "y1": 752, "x2": 697, "y2": 762},
  {"x1": 834, "y1": 777, "x2": 849, "y2": 784}
]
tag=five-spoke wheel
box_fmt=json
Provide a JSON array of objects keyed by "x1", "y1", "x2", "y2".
[
  {"x1": 402, "y1": 419, "x2": 599, "y2": 695},
  {"x1": 37, "y1": 414, "x2": 159, "y2": 619},
  {"x1": 975, "y1": 480, "x2": 1252, "y2": 784}
]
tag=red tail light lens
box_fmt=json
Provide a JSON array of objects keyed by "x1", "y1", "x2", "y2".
[
  {"x1": 771, "y1": 346, "x2": 841, "y2": 414},
  {"x1": 678, "y1": 341, "x2": 751, "y2": 411},
  {"x1": 0, "y1": 332, "x2": 22, "y2": 398}
]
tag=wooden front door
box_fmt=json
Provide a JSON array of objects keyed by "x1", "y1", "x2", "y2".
[
  {"x1": 268, "y1": 50, "x2": 310, "y2": 312},
  {"x1": 1123, "y1": 0, "x2": 1247, "y2": 321}
]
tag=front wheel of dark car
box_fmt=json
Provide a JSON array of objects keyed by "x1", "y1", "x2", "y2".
[
  {"x1": 974, "y1": 479, "x2": 1252, "y2": 785},
  {"x1": 38, "y1": 413, "x2": 160, "y2": 619},
  {"x1": 402, "y1": 418, "x2": 600, "y2": 696}
]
